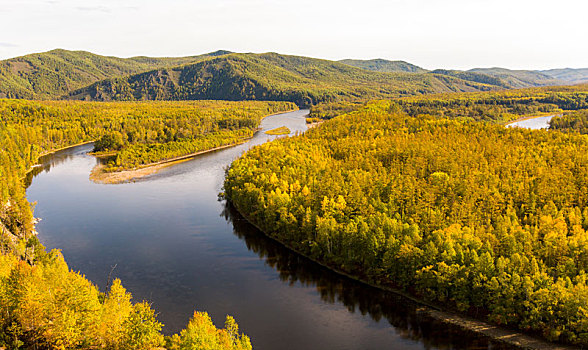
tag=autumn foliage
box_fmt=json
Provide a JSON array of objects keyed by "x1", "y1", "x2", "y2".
[{"x1": 225, "y1": 100, "x2": 588, "y2": 345}]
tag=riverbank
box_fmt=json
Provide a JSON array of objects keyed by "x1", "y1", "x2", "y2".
[
  {"x1": 306, "y1": 121, "x2": 323, "y2": 129},
  {"x1": 504, "y1": 113, "x2": 562, "y2": 127},
  {"x1": 228, "y1": 200, "x2": 578, "y2": 350},
  {"x1": 90, "y1": 109, "x2": 300, "y2": 184},
  {"x1": 263, "y1": 108, "x2": 299, "y2": 118},
  {"x1": 90, "y1": 141, "x2": 249, "y2": 184},
  {"x1": 24, "y1": 140, "x2": 95, "y2": 178}
]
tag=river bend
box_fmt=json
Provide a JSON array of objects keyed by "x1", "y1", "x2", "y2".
[{"x1": 27, "y1": 110, "x2": 515, "y2": 350}]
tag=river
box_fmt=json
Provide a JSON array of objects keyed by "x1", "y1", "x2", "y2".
[
  {"x1": 26, "y1": 110, "x2": 515, "y2": 350},
  {"x1": 506, "y1": 115, "x2": 555, "y2": 129}
]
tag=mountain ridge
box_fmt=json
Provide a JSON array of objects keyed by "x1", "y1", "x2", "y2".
[
  {"x1": 0, "y1": 49, "x2": 230, "y2": 99},
  {"x1": 339, "y1": 58, "x2": 427, "y2": 73},
  {"x1": 1, "y1": 49, "x2": 586, "y2": 105},
  {"x1": 68, "y1": 52, "x2": 499, "y2": 107}
]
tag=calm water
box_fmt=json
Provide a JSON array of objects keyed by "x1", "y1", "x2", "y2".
[
  {"x1": 26, "y1": 110, "x2": 514, "y2": 350},
  {"x1": 506, "y1": 115, "x2": 555, "y2": 129}
]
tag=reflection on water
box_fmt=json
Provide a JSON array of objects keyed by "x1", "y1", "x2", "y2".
[
  {"x1": 24, "y1": 143, "x2": 108, "y2": 188},
  {"x1": 223, "y1": 202, "x2": 513, "y2": 350},
  {"x1": 25, "y1": 145, "x2": 90, "y2": 187},
  {"x1": 26, "y1": 110, "x2": 517, "y2": 350}
]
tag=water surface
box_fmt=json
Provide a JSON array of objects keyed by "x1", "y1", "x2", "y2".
[
  {"x1": 27, "y1": 110, "x2": 514, "y2": 350},
  {"x1": 506, "y1": 115, "x2": 555, "y2": 129}
]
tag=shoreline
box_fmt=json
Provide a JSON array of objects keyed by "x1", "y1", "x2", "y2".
[
  {"x1": 24, "y1": 140, "x2": 95, "y2": 178},
  {"x1": 38, "y1": 140, "x2": 95, "y2": 157},
  {"x1": 262, "y1": 108, "x2": 299, "y2": 118},
  {"x1": 306, "y1": 121, "x2": 324, "y2": 129},
  {"x1": 89, "y1": 108, "x2": 301, "y2": 184},
  {"x1": 228, "y1": 200, "x2": 577, "y2": 350},
  {"x1": 90, "y1": 141, "x2": 249, "y2": 184},
  {"x1": 504, "y1": 113, "x2": 562, "y2": 126}
]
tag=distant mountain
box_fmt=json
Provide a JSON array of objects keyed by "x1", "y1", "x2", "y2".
[
  {"x1": 68, "y1": 52, "x2": 498, "y2": 107},
  {"x1": 339, "y1": 58, "x2": 427, "y2": 73},
  {"x1": 429, "y1": 69, "x2": 512, "y2": 89},
  {"x1": 342, "y1": 60, "x2": 577, "y2": 89},
  {"x1": 541, "y1": 68, "x2": 588, "y2": 84},
  {"x1": 0, "y1": 49, "x2": 231, "y2": 99},
  {"x1": 467, "y1": 67, "x2": 563, "y2": 88},
  {"x1": 7, "y1": 49, "x2": 582, "y2": 107}
]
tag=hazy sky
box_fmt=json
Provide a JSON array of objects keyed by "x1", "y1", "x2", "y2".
[{"x1": 1, "y1": 0, "x2": 586, "y2": 70}]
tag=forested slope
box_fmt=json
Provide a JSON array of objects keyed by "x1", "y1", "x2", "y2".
[
  {"x1": 339, "y1": 59, "x2": 427, "y2": 73},
  {"x1": 2, "y1": 49, "x2": 586, "y2": 107},
  {"x1": 428, "y1": 70, "x2": 513, "y2": 89},
  {"x1": 0, "y1": 49, "x2": 230, "y2": 99},
  {"x1": 467, "y1": 68, "x2": 563, "y2": 88},
  {"x1": 338, "y1": 59, "x2": 584, "y2": 89},
  {"x1": 225, "y1": 98, "x2": 588, "y2": 346},
  {"x1": 68, "y1": 53, "x2": 499, "y2": 107},
  {"x1": 542, "y1": 68, "x2": 588, "y2": 84}
]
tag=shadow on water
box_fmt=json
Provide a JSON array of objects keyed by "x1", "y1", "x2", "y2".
[
  {"x1": 24, "y1": 143, "x2": 98, "y2": 187},
  {"x1": 221, "y1": 202, "x2": 514, "y2": 350}
]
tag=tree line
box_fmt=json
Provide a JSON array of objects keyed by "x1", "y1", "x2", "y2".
[
  {"x1": 550, "y1": 110, "x2": 588, "y2": 134},
  {"x1": 309, "y1": 84, "x2": 588, "y2": 123}
]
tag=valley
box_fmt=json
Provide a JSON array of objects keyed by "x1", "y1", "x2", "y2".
[{"x1": 0, "y1": 48, "x2": 587, "y2": 349}]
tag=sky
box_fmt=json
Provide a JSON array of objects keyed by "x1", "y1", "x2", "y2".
[{"x1": 0, "y1": 0, "x2": 586, "y2": 70}]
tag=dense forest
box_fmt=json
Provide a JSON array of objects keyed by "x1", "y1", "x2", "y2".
[
  {"x1": 0, "y1": 98, "x2": 295, "y2": 348},
  {"x1": 0, "y1": 49, "x2": 231, "y2": 99},
  {"x1": 550, "y1": 110, "x2": 588, "y2": 134},
  {"x1": 0, "y1": 250, "x2": 251, "y2": 349},
  {"x1": 466, "y1": 68, "x2": 562, "y2": 88},
  {"x1": 2, "y1": 49, "x2": 585, "y2": 110},
  {"x1": 68, "y1": 53, "x2": 501, "y2": 107},
  {"x1": 338, "y1": 59, "x2": 427, "y2": 73},
  {"x1": 309, "y1": 84, "x2": 588, "y2": 122},
  {"x1": 225, "y1": 97, "x2": 588, "y2": 345},
  {"x1": 338, "y1": 59, "x2": 587, "y2": 88},
  {"x1": 87, "y1": 100, "x2": 295, "y2": 171}
]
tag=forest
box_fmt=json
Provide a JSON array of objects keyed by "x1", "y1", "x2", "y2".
[
  {"x1": 225, "y1": 95, "x2": 588, "y2": 345},
  {"x1": 67, "y1": 53, "x2": 502, "y2": 107},
  {"x1": 1, "y1": 49, "x2": 506, "y2": 106},
  {"x1": 0, "y1": 98, "x2": 294, "y2": 348},
  {"x1": 3, "y1": 49, "x2": 586, "y2": 106},
  {"x1": 0, "y1": 250, "x2": 251, "y2": 349},
  {"x1": 0, "y1": 49, "x2": 230, "y2": 100},
  {"x1": 309, "y1": 84, "x2": 588, "y2": 122},
  {"x1": 550, "y1": 110, "x2": 588, "y2": 134}
]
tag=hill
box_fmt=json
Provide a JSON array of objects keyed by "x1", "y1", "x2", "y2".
[
  {"x1": 428, "y1": 69, "x2": 512, "y2": 89},
  {"x1": 467, "y1": 67, "x2": 563, "y2": 88},
  {"x1": 541, "y1": 68, "x2": 588, "y2": 84},
  {"x1": 0, "y1": 49, "x2": 231, "y2": 99},
  {"x1": 335, "y1": 62, "x2": 569, "y2": 90},
  {"x1": 5, "y1": 49, "x2": 583, "y2": 107},
  {"x1": 339, "y1": 58, "x2": 427, "y2": 73},
  {"x1": 68, "y1": 52, "x2": 498, "y2": 107}
]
